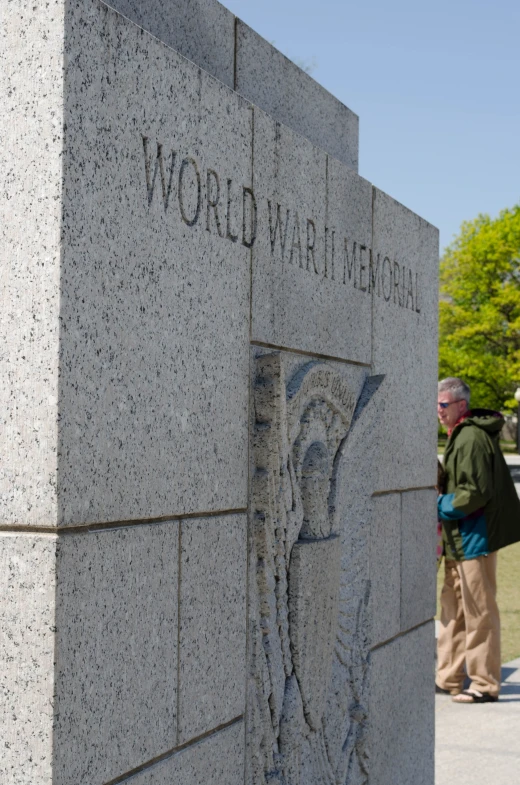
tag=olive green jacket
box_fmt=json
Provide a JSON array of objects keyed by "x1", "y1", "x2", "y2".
[{"x1": 438, "y1": 409, "x2": 520, "y2": 561}]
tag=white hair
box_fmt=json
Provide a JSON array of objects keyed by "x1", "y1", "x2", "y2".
[{"x1": 438, "y1": 377, "x2": 470, "y2": 405}]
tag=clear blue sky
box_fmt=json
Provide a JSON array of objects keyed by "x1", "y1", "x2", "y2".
[{"x1": 222, "y1": 0, "x2": 520, "y2": 254}]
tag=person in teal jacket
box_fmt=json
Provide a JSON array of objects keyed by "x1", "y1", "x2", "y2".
[{"x1": 436, "y1": 377, "x2": 520, "y2": 703}]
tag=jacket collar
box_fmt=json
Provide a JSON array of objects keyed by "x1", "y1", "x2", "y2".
[{"x1": 447, "y1": 409, "x2": 471, "y2": 437}]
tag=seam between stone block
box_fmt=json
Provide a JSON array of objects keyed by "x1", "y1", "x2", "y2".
[
  {"x1": 372, "y1": 486, "x2": 435, "y2": 497},
  {"x1": 103, "y1": 715, "x2": 244, "y2": 785},
  {"x1": 370, "y1": 618, "x2": 435, "y2": 653},
  {"x1": 370, "y1": 185, "x2": 376, "y2": 372},
  {"x1": 0, "y1": 509, "x2": 248, "y2": 535},
  {"x1": 249, "y1": 106, "x2": 255, "y2": 342},
  {"x1": 177, "y1": 520, "x2": 182, "y2": 747},
  {"x1": 250, "y1": 340, "x2": 372, "y2": 368},
  {"x1": 399, "y1": 491, "x2": 403, "y2": 634},
  {"x1": 0, "y1": 530, "x2": 60, "y2": 538},
  {"x1": 325, "y1": 153, "x2": 329, "y2": 242},
  {"x1": 51, "y1": 535, "x2": 60, "y2": 782},
  {"x1": 233, "y1": 15, "x2": 238, "y2": 91}
]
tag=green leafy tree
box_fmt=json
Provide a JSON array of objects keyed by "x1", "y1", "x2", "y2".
[{"x1": 439, "y1": 205, "x2": 520, "y2": 411}]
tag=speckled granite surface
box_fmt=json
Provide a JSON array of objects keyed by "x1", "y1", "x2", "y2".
[{"x1": 1, "y1": 1, "x2": 438, "y2": 783}]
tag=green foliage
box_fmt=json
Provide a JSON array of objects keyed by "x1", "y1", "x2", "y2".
[{"x1": 439, "y1": 205, "x2": 520, "y2": 411}]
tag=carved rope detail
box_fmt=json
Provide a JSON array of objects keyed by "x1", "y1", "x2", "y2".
[{"x1": 248, "y1": 354, "x2": 371, "y2": 785}]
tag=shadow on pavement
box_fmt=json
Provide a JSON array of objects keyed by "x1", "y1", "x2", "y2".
[
  {"x1": 500, "y1": 666, "x2": 520, "y2": 701},
  {"x1": 449, "y1": 667, "x2": 520, "y2": 701},
  {"x1": 508, "y1": 465, "x2": 520, "y2": 482}
]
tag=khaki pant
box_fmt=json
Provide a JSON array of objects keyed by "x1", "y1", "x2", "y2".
[{"x1": 437, "y1": 553, "x2": 501, "y2": 696}]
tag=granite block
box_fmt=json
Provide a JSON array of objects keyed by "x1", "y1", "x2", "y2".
[
  {"x1": 369, "y1": 494, "x2": 401, "y2": 648},
  {"x1": 128, "y1": 722, "x2": 244, "y2": 785},
  {"x1": 368, "y1": 623, "x2": 435, "y2": 785},
  {"x1": 400, "y1": 489, "x2": 438, "y2": 632},
  {"x1": 371, "y1": 189, "x2": 439, "y2": 492},
  {"x1": 332, "y1": 369, "x2": 387, "y2": 664},
  {"x1": 53, "y1": 522, "x2": 178, "y2": 784},
  {"x1": 324, "y1": 161, "x2": 373, "y2": 364},
  {"x1": 251, "y1": 112, "x2": 369, "y2": 361},
  {"x1": 107, "y1": 0, "x2": 235, "y2": 88},
  {"x1": 236, "y1": 20, "x2": 359, "y2": 170},
  {"x1": 336, "y1": 372, "x2": 387, "y2": 594},
  {"x1": 0, "y1": 534, "x2": 57, "y2": 785},
  {"x1": 179, "y1": 514, "x2": 246, "y2": 742},
  {"x1": 1, "y1": 1, "x2": 64, "y2": 525},
  {"x1": 56, "y1": 1, "x2": 251, "y2": 524}
]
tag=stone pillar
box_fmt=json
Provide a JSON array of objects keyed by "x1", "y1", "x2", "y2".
[{"x1": 1, "y1": 2, "x2": 437, "y2": 784}]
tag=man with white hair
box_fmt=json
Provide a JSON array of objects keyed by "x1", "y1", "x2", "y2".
[{"x1": 436, "y1": 377, "x2": 520, "y2": 703}]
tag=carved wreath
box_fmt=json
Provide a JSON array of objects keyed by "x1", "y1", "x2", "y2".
[{"x1": 248, "y1": 354, "x2": 379, "y2": 785}]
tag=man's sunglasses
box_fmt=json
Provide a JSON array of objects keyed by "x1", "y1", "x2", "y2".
[{"x1": 437, "y1": 400, "x2": 463, "y2": 409}]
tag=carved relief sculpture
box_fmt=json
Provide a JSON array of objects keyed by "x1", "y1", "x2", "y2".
[{"x1": 248, "y1": 353, "x2": 380, "y2": 785}]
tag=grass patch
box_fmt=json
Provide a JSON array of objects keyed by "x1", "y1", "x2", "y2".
[
  {"x1": 497, "y1": 541, "x2": 520, "y2": 662},
  {"x1": 500, "y1": 439, "x2": 517, "y2": 454},
  {"x1": 436, "y1": 540, "x2": 520, "y2": 663}
]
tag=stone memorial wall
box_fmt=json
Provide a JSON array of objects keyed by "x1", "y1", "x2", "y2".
[{"x1": 1, "y1": 1, "x2": 438, "y2": 784}]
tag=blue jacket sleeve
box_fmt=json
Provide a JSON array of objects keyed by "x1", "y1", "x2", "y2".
[{"x1": 438, "y1": 493, "x2": 466, "y2": 521}]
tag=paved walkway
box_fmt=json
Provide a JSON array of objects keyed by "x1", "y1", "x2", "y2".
[
  {"x1": 505, "y1": 452, "x2": 520, "y2": 496},
  {"x1": 435, "y1": 453, "x2": 520, "y2": 784},
  {"x1": 435, "y1": 658, "x2": 520, "y2": 784}
]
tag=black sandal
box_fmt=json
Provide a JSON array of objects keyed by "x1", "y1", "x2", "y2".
[
  {"x1": 435, "y1": 684, "x2": 460, "y2": 696},
  {"x1": 452, "y1": 689, "x2": 498, "y2": 704}
]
